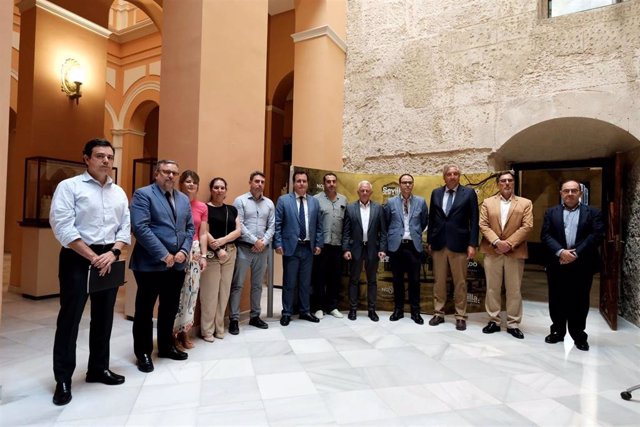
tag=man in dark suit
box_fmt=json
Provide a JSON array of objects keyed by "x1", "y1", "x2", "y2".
[
  {"x1": 343, "y1": 181, "x2": 387, "y2": 321},
  {"x1": 541, "y1": 179, "x2": 604, "y2": 351},
  {"x1": 274, "y1": 170, "x2": 323, "y2": 326},
  {"x1": 384, "y1": 173, "x2": 429, "y2": 324},
  {"x1": 130, "y1": 160, "x2": 195, "y2": 372},
  {"x1": 427, "y1": 164, "x2": 479, "y2": 331}
]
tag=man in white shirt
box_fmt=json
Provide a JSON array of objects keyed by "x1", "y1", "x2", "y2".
[{"x1": 49, "y1": 139, "x2": 130, "y2": 406}]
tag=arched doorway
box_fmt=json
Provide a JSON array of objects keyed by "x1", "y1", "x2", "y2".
[
  {"x1": 265, "y1": 71, "x2": 293, "y2": 199},
  {"x1": 496, "y1": 117, "x2": 640, "y2": 329}
]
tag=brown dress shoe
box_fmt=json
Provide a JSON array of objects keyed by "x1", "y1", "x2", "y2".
[
  {"x1": 455, "y1": 319, "x2": 467, "y2": 331},
  {"x1": 428, "y1": 315, "x2": 444, "y2": 326}
]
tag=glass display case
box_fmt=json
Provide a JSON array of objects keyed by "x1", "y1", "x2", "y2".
[{"x1": 21, "y1": 156, "x2": 118, "y2": 227}]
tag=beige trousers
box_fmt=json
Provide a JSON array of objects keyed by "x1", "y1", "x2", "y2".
[
  {"x1": 432, "y1": 248, "x2": 468, "y2": 319},
  {"x1": 483, "y1": 254, "x2": 524, "y2": 327},
  {"x1": 200, "y1": 245, "x2": 236, "y2": 338}
]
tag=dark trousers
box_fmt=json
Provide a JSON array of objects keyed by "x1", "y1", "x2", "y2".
[
  {"x1": 348, "y1": 250, "x2": 379, "y2": 310},
  {"x1": 389, "y1": 242, "x2": 421, "y2": 312},
  {"x1": 547, "y1": 262, "x2": 593, "y2": 343},
  {"x1": 132, "y1": 269, "x2": 185, "y2": 357},
  {"x1": 282, "y1": 243, "x2": 313, "y2": 316},
  {"x1": 53, "y1": 246, "x2": 117, "y2": 383},
  {"x1": 311, "y1": 244, "x2": 343, "y2": 313}
]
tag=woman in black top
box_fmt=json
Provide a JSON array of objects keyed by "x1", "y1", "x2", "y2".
[{"x1": 199, "y1": 177, "x2": 241, "y2": 341}]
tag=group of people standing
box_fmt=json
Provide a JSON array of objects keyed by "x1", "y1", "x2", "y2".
[{"x1": 47, "y1": 138, "x2": 604, "y2": 406}]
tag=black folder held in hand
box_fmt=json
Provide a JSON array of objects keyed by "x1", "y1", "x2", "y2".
[{"x1": 87, "y1": 260, "x2": 126, "y2": 293}]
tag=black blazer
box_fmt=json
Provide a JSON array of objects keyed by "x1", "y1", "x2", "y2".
[
  {"x1": 342, "y1": 201, "x2": 387, "y2": 260},
  {"x1": 540, "y1": 204, "x2": 604, "y2": 273},
  {"x1": 427, "y1": 185, "x2": 479, "y2": 253}
]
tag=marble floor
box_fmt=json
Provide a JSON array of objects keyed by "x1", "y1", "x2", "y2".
[{"x1": 1, "y1": 286, "x2": 640, "y2": 427}]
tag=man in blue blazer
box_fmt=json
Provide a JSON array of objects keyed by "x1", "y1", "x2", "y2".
[
  {"x1": 427, "y1": 165, "x2": 479, "y2": 331},
  {"x1": 343, "y1": 181, "x2": 387, "y2": 321},
  {"x1": 384, "y1": 173, "x2": 429, "y2": 324},
  {"x1": 541, "y1": 180, "x2": 604, "y2": 351},
  {"x1": 274, "y1": 170, "x2": 323, "y2": 326},
  {"x1": 130, "y1": 160, "x2": 194, "y2": 372}
]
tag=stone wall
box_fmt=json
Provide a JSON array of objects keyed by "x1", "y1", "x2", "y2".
[
  {"x1": 621, "y1": 147, "x2": 640, "y2": 327},
  {"x1": 343, "y1": 0, "x2": 640, "y2": 174}
]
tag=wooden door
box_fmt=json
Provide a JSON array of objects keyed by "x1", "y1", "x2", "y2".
[{"x1": 599, "y1": 153, "x2": 622, "y2": 329}]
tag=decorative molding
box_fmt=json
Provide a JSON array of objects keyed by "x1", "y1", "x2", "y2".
[
  {"x1": 106, "y1": 67, "x2": 117, "y2": 89},
  {"x1": 111, "y1": 128, "x2": 146, "y2": 137},
  {"x1": 109, "y1": 19, "x2": 157, "y2": 44},
  {"x1": 10, "y1": 69, "x2": 18, "y2": 81},
  {"x1": 148, "y1": 61, "x2": 161, "y2": 77},
  {"x1": 18, "y1": 0, "x2": 111, "y2": 38},
  {"x1": 266, "y1": 105, "x2": 285, "y2": 115},
  {"x1": 12, "y1": 31, "x2": 19, "y2": 50},
  {"x1": 105, "y1": 101, "x2": 118, "y2": 129},
  {"x1": 123, "y1": 65, "x2": 146, "y2": 94},
  {"x1": 291, "y1": 25, "x2": 346, "y2": 53},
  {"x1": 118, "y1": 81, "x2": 160, "y2": 128}
]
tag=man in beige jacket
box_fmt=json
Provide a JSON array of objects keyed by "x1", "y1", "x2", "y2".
[{"x1": 479, "y1": 171, "x2": 533, "y2": 339}]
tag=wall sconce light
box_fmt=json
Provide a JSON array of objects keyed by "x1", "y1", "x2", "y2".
[{"x1": 61, "y1": 58, "x2": 84, "y2": 104}]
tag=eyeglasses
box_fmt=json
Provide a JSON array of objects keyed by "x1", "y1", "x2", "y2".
[
  {"x1": 400, "y1": 181, "x2": 414, "y2": 185},
  {"x1": 93, "y1": 153, "x2": 114, "y2": 161},
  {"x1": 499, "y1": 178, "x2": 514, "y2": 183},
  {"x1": 561, "y1": 188, "x2": 580, "y2": 194},
  {"x1": 160, "y1": 169, "x2": 179, "y2": 176}
]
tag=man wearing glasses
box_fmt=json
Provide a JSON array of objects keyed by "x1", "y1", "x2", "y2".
[
  {"x1": 427, "y1": 165, "x2": 479, "y2": 331},
  {"x1": 541, "y1": 179, "x2": 604, "y2": 351},
  {"x1": 479, "y1": 171, "x2": 533, "y2": 339},
  {"x1": 130, "y1": 160, "x2": 195, "y2": 372},
  {"x1": 384, "y1": 174, "x2": 429, "y2": 324}
]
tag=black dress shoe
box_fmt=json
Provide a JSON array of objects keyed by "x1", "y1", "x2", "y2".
[
  {"x1": 411, "y1": 312, "x2": 424, "y2": 325},
  {"x1": 229, "y1": 319, "x2": 240, "y2": 335},
  {"x1": 455, "y1": 319, "x2": 467, "y2": 331},
  {"x1": 136, "y1": 354, "x2": 154, "y2": 373},
  {"x1": 299, "y1": 313, "x2": 320, "y2": 323},
  {"x1": 507, "y1": 328, "x2": 524, "y2": 339},
  {"x1": 368, "y1": 310, "x2": 379, "y2": 322},
  {"x1": 86, "y1": 369, "x2": 125, "y2": 385},
  {"x1": 544, "y1": 333, "x2": 564, "y2": 344},
  {"x1": 158, "y1": 346, "x2": 188, "y2": 360},
  {"x1": 280, "y1": 315, "x2": 291, "y2": 326},
  {"x1": 249, "y1": 317, "x2": 269, "y2": 329},
  {"x1": 348, "y1": 309, "x2": 357, "y2": 320},
  {"x1": 52, "y1": 381, "x2": 72, "y2": 406},
  {"x1": 482, "y1": 321, "x2": 501, "y2": 334},
  {"x1": 575, "y1": 341, "x2": 589, "y2": 351},
  {"x1": 428, "y1": 315, "x2": 444, "y2": 326},
  {"x1": 389, "y1": 309, "x2": 404, "y2": 321}
]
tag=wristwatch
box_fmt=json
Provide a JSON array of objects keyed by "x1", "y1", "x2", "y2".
[{"x1": 110, "y1": 248, "x2": 121, "y2": 258}]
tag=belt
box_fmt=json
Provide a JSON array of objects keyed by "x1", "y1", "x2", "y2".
[
  {"x1": 361, "y1": 241, "x2": 368, "y2": 246},
  {"x1": 236, "y1": 241, "x2": 254, "y2": 248},
  {"x1": 401, "y1": 239, "x2": 412, "y2": 244},
  {"x1": 297, "y1": 240, "x2": 310, "y2": 246}
]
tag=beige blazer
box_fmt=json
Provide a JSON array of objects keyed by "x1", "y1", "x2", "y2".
[{"x1": 479, "y1": 194, "x2": 533, "y2": 259}]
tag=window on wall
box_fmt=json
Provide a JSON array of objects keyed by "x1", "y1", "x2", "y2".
[{"x1": 548, "y1": 0, "x2": 624, "y2": 17}]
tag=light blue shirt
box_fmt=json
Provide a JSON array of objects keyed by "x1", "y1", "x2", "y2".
[
  {"x1": 50, "y1": 171, "x2": 131, "y2": 247},
  {"x1": 233, "y1": 191, "x2": 275, "y2": 245}
]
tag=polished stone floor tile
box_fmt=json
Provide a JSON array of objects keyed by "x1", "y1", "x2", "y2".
[{"x1": 1, "y1": 285, "x2": 639, "y2": 426}]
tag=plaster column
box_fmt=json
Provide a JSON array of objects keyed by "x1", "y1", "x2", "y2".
[
  {"x1": 291, "y1": 0, "x2": 347, "y2": 170},
  {"x1": 158, "y1": 0, "x2": 269, "y2": 318},
  {"x1": 8, "y1": 1, "x2": 110, "y2": 293},
  {"x1": 158, "y1": 0, "x2": 268, "y2": 199}
]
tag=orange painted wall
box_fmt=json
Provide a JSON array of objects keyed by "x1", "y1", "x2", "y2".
[
  {"x1": 267, "y1": 10, "x2": 294, "y2": 104},
  {"x1": 0, "y1": 0, "x2": 14, "y2": 319},
  {"x1": 7, "y1": 6, "x2": 108, "y2": 289}
]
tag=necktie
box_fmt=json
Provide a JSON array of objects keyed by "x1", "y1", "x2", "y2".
[
  {"x1": 444, "y1": 189, "x2": 454, "y2": 216},
  {"x1": 165, "y1": 191, "x2": 176, "y2": 220},
  {"x1": 298, "y1": 196, "x2": 306, "y2": 240}
]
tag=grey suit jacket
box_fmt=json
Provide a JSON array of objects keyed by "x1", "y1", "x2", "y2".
[
  {"x1": 384, "y1": 195, "x2": 428, "y2": 253},
  {"x1": 342, "y1": 200, "x2": 387, "y2": 259},
  {"x1": 129, "y1": 183, "x2": 194, "y2": 272}
]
